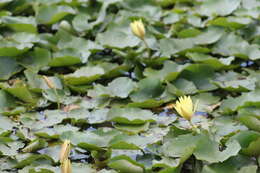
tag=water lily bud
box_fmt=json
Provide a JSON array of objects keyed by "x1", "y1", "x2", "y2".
[
  {"x1": 60, "y1": 140, "x2": 71, "y2": 163},
  {"x1": 59, "y1": 20, "x2": 71, "y2": 31},
  {"x1": 61, "y1": 159, "x2": 72, "y2": 173},
  {"x1": 174, "y1": 96, "x2": 197, "y2": 121},
  {"x1": 42, "y1": 76, "x2": 55, "y2": 89},
  {"x1": 130, "y1": 20, "x2": 145, "y2": 40}
]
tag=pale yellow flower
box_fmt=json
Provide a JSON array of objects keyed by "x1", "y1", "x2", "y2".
[
  {"x1": 61, "y1": 159, "x2": 72, "y2": 173},
  {"x1": 59, "y1": 140, "x2": 71, "y2": 164},
  {"x1": 174, "y1": 96, "x2": 197, "y2": 121},
  {"x1": 130, "y1": 20, "x2": 145, "y2": 40}
]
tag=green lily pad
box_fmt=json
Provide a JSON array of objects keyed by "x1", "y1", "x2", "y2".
[
  {"x1": 213, "y1": 71, "x2": 256, "y2": 92},
  {"x1": 0, "y1": 56, "x2": 22, "y2": 80},
  {"x1": 108, "y1": 155, "x2": 144, "y2": 173},
  {"x1": 36, "y1": 5, "x2": 75, "y2": 24},
  {"x1": 0, "y1": 81, "x2": 38, "y2": 104},
  {"x1": 1, "y1": 16, "x2": 37, "y2": 33},
  {"x1": 19, "y1": 48, "x2": 51, "y2": 71},
  {"x1": 107, "y1": 107, "x2": 156, "y2": 125},
  {"x1": 64, "y1": 66, "x2": 105, "y2": 85},
  {"x1": 230, "y1": 131, "x2": 260, "y2": 156},
  {"x1": 144, "y1": 61, "x2": 186, "y2": 81},
  {"x1": 199, "y1": 0, "x2": 241, "y2": 16},
  {"x1": 238, "y1": 107, "x2": 260, "y2": 132},
  {"x1": 113, "y1": 122, "x2": 149, "y2": 134},
  {"x1": 167, "y1": 78, "x2": 198, "y2": 96},
  {"x1": 97, "y1": 28, "x2": 140, "y2": 48},
  {"x1": 186, "y1": 52, "x2": 235, "y2": 70},
  {"x1": 49, "y1": 49, "x2": 83, "y2": 67},
  {"x1": 130, "y1": 77, "x2": 165, "y2": 103},
  {"x1": 208, "y1": 17, "x2": 252, "y2": 29},
  {"x1": 88, "y1": 77, "x2": 136, "y2": 98},
  {"x1": 159, "y1": 38, "x2": 194, "y2": 57},
  {"x1": 214, "y1": 32, "x2": 260, "y2": 60},
  {"x1": 179, "y1": 64, "x2": 217, "y2": 91},
  {"x1": 220, "y1": 90, "x2": 260, "y2": 113},
  {"x1": 60, "y1": 128, "x2": 121, "y2": 151},
  {"x1": 0, "y1": 39, "x2": 31, "y2": 56}
]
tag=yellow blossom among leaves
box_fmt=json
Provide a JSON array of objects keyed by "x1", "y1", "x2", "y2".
[
  {"x1": 130, "y1": 20, "x2": 145, "y2": 40},
  {"x1": 174, "y1": 96, "x2": 197, "y2": 121}
]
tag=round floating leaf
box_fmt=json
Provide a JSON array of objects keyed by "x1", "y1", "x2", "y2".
[
  {"x1": 179, "y1": 64, "x2": 217, "y2": 91},
  {"x1": 1, "y1": 16, "x2": 37, "y2": 33},
  {"x1": 130, "y1": 77, "x2": 165, "y2": 103},
  {"x1": 64, "y1": 66, "x2": 105, "y2": 85},
  {"x1": 0, "y1": 56, "x2": 22, "y2": 80},
  {"x1": 88, "y1": 77, "x2": 136, "y2": 98},
  {"x1": 36, "y1": 5, "x2": 75, "y2": 24},
  {"x1": 108, "y1": 155, "x2": 144, "y2": 173},
  {"x1": 97, "y1": 29, "x2": 140, "y2": 48},
  {"x1": 199, "y1": 0, "x2": 241, "y2": 16},
  {"x1": 144, "y1": 61, "x2": 186, "y2": 81},
  {"x1": 238, "y1": 108, "x2": 260, "y2": 132},
  {"x1": 107, "y1": 107, "x2": 156, "y2": 125}
]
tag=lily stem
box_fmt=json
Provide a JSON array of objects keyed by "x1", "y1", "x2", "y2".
[
  {"x1": 142, "y1": 38, "x2": 151, "y2": 58},
  {"x1": 189, "y1": 120, "x2": 198, "y2": 132}
]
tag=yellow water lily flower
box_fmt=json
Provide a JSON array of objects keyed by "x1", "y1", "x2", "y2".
[
  {"x1": 60, "y1": 140, "x2": 71, "y2": 164},
  {"x1": 174, "y1": 96, "x2": 197, "y2": 121},
  {"x1": 61, "y1": 159, "x2": 72, "y2": 173},
  {"x1": 130, "y1": 20, "x2": 145, "y2": 40}
]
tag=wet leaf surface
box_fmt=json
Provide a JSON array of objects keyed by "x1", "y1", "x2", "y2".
[{"x1": 0, "y1": 0, "x2": 259, "y2": 172}]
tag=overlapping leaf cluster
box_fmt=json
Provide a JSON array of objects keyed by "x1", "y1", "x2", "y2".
[{"x1": 0, "y1": 0, "x2": 259, "y2": 172}]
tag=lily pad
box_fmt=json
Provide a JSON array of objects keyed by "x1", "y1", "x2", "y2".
[
  {"x1": 107, "y1": 107, "x2": 156, "y2": 125},
  {"x1": 1, "y1": 16, "x2": 37, "y2": 33},
  {"x1": 64, "y1": 66, "x2": 105, "y2": 85},
  {"x1": 36, "y1": 5, "x2": 75, "y2": 24}
]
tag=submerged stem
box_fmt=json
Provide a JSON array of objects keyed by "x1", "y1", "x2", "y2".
[
  {"x1": 142, "y1": 38, "x2": 151, "y2": 58},
  {"x1": 189, "y1": 120, "x2": 199, "y2": 133}
]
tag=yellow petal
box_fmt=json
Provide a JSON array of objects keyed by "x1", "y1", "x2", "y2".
[
  {"x1": 130, "y1": 20, "x2": 145, "y2": 40},
  {"x1": 174, "y1": 95, "x2": 195, "y2": 120}
]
